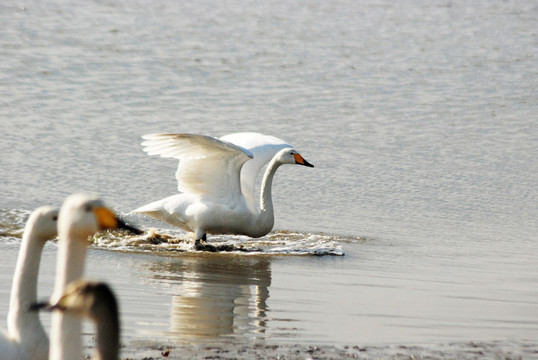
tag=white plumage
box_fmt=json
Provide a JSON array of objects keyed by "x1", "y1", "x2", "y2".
[
  {"x1": 132, "y1": 132, "x2": 313, "y2": 245},
  {"x1": 0, "y1": 206, "x2": 58, "y2": 360},
  {"x1": 49, "y1": 193, "x2": 139, "y2": 360}
]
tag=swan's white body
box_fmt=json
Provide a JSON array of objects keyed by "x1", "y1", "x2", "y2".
[
  {"x1": 132, "y1": 132, "x2": 313, "y2": 241},
  {"x1": 49, "y1": 193, "x2": 138, "y2": 360},
  {"x1": 35, "y1": 280, "x2": 120, "y2": 360},
  {"x1": 0, "y1": 206, "x2": 58, "y2": 360}
]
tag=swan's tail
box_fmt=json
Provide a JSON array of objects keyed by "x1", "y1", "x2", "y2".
[
  {"x1": 130, "y1": 201, "x2": 161, "y2": 216},
  {"x1": 130, "y1": 197, "x2": 191, "y2": 231}
]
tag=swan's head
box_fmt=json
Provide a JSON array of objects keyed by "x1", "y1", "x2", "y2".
[
  {"x1": 26, "y1": 206, "x2": 59, "y2": 241},
  {"x1": 30, "y1": 279, "x2": 120, "y2": 358},
  {"x1": 276, "y1": 148, "x2": 314, "y2": 167},
  {"x1": 58, "y1": 193, "x2": 141, "y2": 240},
  {"x1": 45, "y1": 279, "x2": 119, "y2": 323}
]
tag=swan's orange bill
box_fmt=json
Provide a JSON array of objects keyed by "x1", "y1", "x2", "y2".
[
  {"x1": 94, "y1": 207, "x2": 142, "y2": 234},
  {"x1": 94, "y1": 207, "x2": 118, "y2": 230},
  {"x1": 293, "y1": 153, "x2": 314, "y2": 167}
]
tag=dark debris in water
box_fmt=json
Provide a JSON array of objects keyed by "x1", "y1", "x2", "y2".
[
  {"x1": 145, "y1": 232, "x2": 174, "y2": 245},
  {"x1": 193, "y1": 241, "x2": 261, "y2": 253}
]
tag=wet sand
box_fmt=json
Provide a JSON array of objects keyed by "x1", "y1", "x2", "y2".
[{"x1": 119, "y1": 340, "x2": 537, "y2": 359}]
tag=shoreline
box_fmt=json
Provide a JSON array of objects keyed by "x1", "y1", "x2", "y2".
[{"x1": 118, "y1": 340, "x2": 538, "y2": 359}]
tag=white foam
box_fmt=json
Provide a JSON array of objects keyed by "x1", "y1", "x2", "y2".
[{"x1": 92, "y1": 228, "x2": 345, "y2": 256}]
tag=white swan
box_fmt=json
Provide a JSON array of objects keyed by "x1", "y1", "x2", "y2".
[
  {"x1": 132, "y1": 132, "x2": 314, "y2": 247},
  {"x1": 32, "y1": 279, "x2": 120, "y2": 360},
  {"x1": 0, "y1": 206, "x2": 58, "y2": 360},
  {"x1": 50, "y1": 193, "x2": 139, "y2": 360}
]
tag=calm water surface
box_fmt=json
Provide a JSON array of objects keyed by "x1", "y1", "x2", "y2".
[{"x1": 0, "y1": 0, "x2": 537, "y2": 356}]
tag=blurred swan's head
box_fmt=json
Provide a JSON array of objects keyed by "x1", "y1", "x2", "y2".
[
  {"x1": 58, "y1": 193, "x2": 141, "y2": 240},
  {"x1": 49, "y1": 279, "x2": 119, "y2": 323},
  {"x1": 26, "y1": 206, "x2": 59, "y2": 242}
]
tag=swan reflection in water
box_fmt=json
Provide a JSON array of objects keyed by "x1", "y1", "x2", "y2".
[{"x1": 146, "y1": 254, "x2": 271, "y2": 341}]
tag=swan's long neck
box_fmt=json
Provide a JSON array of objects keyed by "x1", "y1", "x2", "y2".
[
  {"x1": 254, "y1": 157, "x2": 283, "y2": 236},
  {"x1": 95, "y1": 310, "x2": 120, "y2": 360},
  {"x1": 52, "y1": 229, "x2": 88, "y2": 295},
  {"x1": 50, "y1": 229, "x2": 88, "y2": 360},
  {"x1": 7, "y1": 226, "x2": 47, "y2": 343}
]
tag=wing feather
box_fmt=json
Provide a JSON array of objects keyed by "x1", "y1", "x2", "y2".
[{"x1": 141, "y1": 134, "x2": 253, "y2": 199}]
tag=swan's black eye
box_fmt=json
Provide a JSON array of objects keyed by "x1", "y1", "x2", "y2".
[
  {"x1": 53, "y1": 216, "x2": 58, "y2": 221},
  {"x1": 85, "y1": 205, "x2": 93, "y2": 212}
]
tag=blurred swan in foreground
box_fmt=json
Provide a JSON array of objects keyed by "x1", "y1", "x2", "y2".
[
  {"x1": 32, "y1": 279, "x2": 120, "y2": 360},
  {"x1": 132, "y1": 132, "x2": 314, "y2": 249},
  {"x1": 0, "y1": 206, "x2": 58, "y2": 360},
  {"x1": 50, "y1": 193, "x2": 139, "y2": 360}
]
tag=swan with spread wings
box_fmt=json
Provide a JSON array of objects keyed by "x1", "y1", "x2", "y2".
[{"x1": 132, "y1": 132, "x2": 314, "y2": 248}]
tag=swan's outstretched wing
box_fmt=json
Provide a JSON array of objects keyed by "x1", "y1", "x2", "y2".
[
  {"x1": 220, "y1": 132, "x2": 292, "y2": 206},
  {"x1": 142, "y1": 134, "x2": 253, "y2": 200}
]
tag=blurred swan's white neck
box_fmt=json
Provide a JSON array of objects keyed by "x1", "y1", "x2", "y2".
[
  {"x1": 50, "y1": 231, "x2": 87, "y2": 360},
  {"x1": 7, "y1": 223, "x2": 48, "y2": 351}
]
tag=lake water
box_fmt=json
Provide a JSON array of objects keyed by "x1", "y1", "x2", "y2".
[{"x1": 1, "y1": 0, "x2": 537, "y2": 358}]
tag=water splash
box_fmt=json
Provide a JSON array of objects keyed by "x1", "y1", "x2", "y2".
[
  {"x1": 0, "y1": 209, "x2": 345, "y2": 256},
  {"x1": 93, "y1": 228, "x2": 345, "y2": 256},
  {"x1": 0, "y1": 208, "x2": 31, "y2": 238}
]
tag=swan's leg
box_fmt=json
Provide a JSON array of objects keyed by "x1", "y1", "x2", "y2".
[{"x1": 193, "y1": 234, "x2": 255, "y2": 253}]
